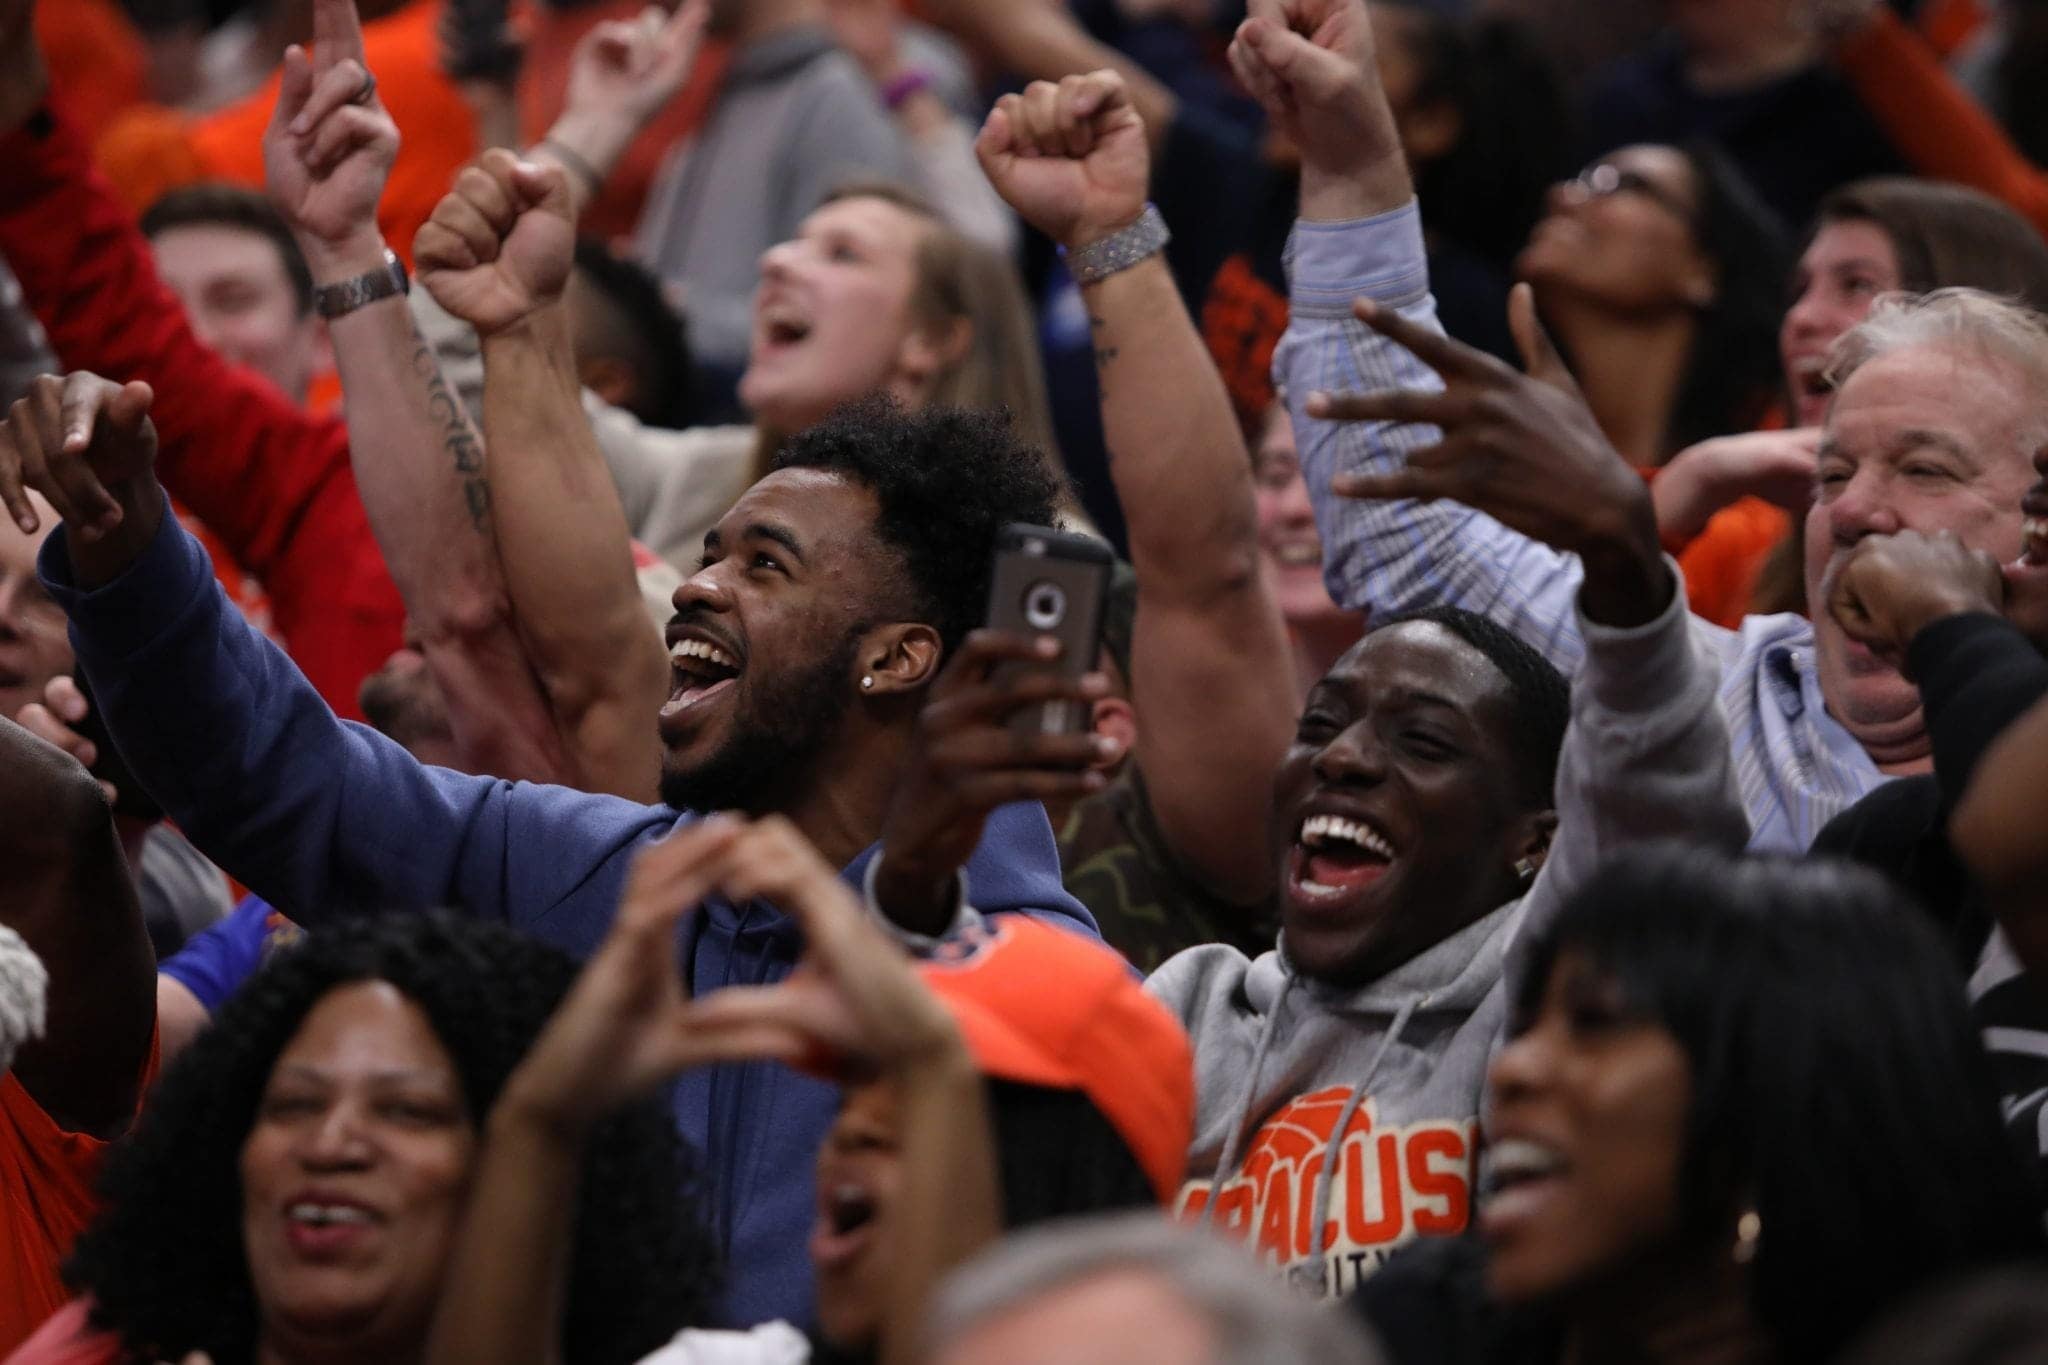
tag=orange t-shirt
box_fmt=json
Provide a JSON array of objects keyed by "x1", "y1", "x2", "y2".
[
  {"x1": 0, "y1": 1033, "x2": 161, "y2": 1358},
  {"x1": 1676, "y1": 496, "x2": 1792, "y2": 629},
  {"x1": 92, "y1": 0, "x2": 475, "y2": 267}
]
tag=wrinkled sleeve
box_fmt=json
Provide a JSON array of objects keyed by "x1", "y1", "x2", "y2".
[{"x1": 1277, "y1": 202, "x2": 1591, "y2": 675}]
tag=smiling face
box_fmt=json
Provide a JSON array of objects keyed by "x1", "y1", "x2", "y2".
[
  {"x1": 239, "y1": 982, "x2": 476, "y2": 1356},
  {"x1": 1272, "y1": 622, "x2": 1542, "y2": 987},
  {"x1": 1516, "y1": 146, "x2": 1712, "y2": 318},
  {"x1": 739, "y1": 196, "x2": 941, "y2": 438},
  {"x1": 0, "y1": 494, "x2": 67, "y2": 723},
  {"x1": 151, "y1": 222, "x2": 325, "y2": 405},
  {"x1": 660, "y1": 468, "x2": 891, "y2": 813},
  {"x1": 1780, "y1": 220, "x2": 1901, "y2": 428},
  {"x1": 1254, "y1": 403, "x2": 1347, "y2": 630},
  {"x1": 811, "y1": 1078, "x2": 906, "y2": 1347},
  {"x1": 1805, "y1": 343, "x2": 2038, "y2": 756},
  {"x1": 1480, "y1": 952, "x2": 1693, "y2": 1306}
]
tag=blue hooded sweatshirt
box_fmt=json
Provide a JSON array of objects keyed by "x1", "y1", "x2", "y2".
[{"x1": 41, "y1": 509, "x2": 1098, "y2": 1328}]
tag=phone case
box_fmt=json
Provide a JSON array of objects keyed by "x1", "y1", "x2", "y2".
[{"x1": 984, "y1": 523, "x2": 1114, "y2": 738}]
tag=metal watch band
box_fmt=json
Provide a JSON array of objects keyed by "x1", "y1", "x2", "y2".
[
  {"x1": 1059, "y1": 204, "x2": 1171, "y2": 287},
  {"x1": 313, "y1": 248, "x2": 409, "y2": 320}
]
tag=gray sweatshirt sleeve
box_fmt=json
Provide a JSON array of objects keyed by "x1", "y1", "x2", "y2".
[{"x1": 1507, "y1": 566, "x2": 1752, "y2": 968}]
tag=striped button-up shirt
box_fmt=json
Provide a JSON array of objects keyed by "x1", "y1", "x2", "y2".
[{"x1": 1277, "y1": 201, "x2": 1885, "y2": 851}]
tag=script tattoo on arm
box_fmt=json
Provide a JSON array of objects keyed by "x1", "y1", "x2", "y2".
[
  {"x1": 410, "y1": 329, "x2": 493, "y2": 534},
  {"x1": 1089, "y1": 313, "x2": 1119, "y2": 374}
]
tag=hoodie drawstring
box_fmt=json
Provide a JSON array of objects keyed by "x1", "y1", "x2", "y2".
[
  {"x1": 1197, "y1": 975, "x2": 1296, "y2": 1230},
  {"x1": 1309, "y1": 994, "x2": 1421, "y2": 1274}
]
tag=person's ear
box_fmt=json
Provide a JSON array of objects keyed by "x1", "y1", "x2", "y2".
[
  {"x1": 578, "y1": 355, "x2": 639, "y2": 412},
  {"x1": 858, "y1": 622, "x2": 944, "y2": 696},
  {"x1": 1680, "y1": 251, "x2": 1719, "y2": 311},
  {"x1": 1088, "y1": 694, "x2": 1136, "y2": 771},
  {"x1": 1509, "y1": 808, "x2": 1558, "y2": 883},
  {"x1": 895, "y1": 315, "x2": 973, "y2": 394}
]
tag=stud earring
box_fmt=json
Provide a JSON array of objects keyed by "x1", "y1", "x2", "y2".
[
  {"x1": 1732, "y1": 1209, "x2": 1761, "y2": 1266},
  {"x1": 861, "y1": 675, "x2": 874, "y2": 690},
  {"x1": 1513, "y1": 857, "x2": 1538, "y2": 883}
]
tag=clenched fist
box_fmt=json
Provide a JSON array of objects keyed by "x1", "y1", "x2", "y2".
[
  {"x1": 976, "y1": 71, "x2": 1150, "y2": 252},
  {"x1": 414, "y1": 148, "x2": 576, "y2": 335}
]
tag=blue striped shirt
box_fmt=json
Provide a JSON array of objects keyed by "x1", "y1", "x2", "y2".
[{"x1": 1277, "y1": 201, "x2": 1886, "y2": 851}]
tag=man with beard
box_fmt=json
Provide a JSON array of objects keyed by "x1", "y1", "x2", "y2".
[{"x1": 0, "y1": 357, "x2": 1099, "y2": 1327}]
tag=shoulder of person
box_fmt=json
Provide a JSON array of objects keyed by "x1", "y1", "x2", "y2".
[{"x1": 1145, "y1": 942, "x2": 1271, "y2": 1021}]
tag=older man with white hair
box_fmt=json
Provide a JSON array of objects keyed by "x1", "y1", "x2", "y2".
[
  {"x1": 924, "y1": 1214, "x2": 1385, "y2": 1365},
  {"x1": 1232, "y1": 0, "x2": 2048, "y2": 849}
]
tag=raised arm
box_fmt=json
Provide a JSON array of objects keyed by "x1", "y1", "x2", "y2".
[
  {"x1": 413, "y1": 151, "x2": 669, "y2": 801},
  {"x1": 0, "y1": 0, "x2": 402, "y2": 719},
  {"x1": 1281, "y1": 298, "x2": 1749, "y2": 951},
  {"x1": 976, "y1": 72, "x2": 1294, "y2": 901},
  {"x1": 1235, "y1": 0, "x2": 1594, "y2": 675},
  {"x1": 263, "y1": 0, "x2": 567, "y2": 784}
]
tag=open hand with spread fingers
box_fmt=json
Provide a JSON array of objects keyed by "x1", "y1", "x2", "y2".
[
  {"x1": 415, "y1": 149, "x2": 576, "y2": 336},
  {"x1": 1825, "y1": 529, "x2": 2004, "y2": 676},
  {"x1": 1307, "y1": 284, "x2": 1671, "y2": 627}
]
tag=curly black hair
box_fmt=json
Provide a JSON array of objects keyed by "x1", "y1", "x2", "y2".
[
  {"x1": 1374, "y1": 605, "x2": 1569, "y2": 808},
  {"x1": 772, "y1": 395, "x2": 1067, "y2": 656},
  {"x1": 65, "y1": 912, "x2": 720, "y2": 1365}
]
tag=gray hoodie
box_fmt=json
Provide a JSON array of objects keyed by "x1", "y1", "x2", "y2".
[{"x1": 1145, "y1": 577, "x2": 1749, "y2": 1298}]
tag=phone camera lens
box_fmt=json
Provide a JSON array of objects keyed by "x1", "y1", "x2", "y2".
[{"x1": 1023, "y1": 581, "x2": 1067, "y2": 631}]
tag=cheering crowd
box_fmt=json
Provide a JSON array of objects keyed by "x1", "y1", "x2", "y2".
[{"x1": 4, "y1": 0, "x2": 2048, "y2": 1360}]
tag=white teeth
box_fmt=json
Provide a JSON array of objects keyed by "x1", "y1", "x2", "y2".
[
  {"x1": 670, "y1": 639, "x2": 738, "y2": 671},
  {"x1": 1272, "y1": 542, "x2": 1321, "y2": 567},
  {"x1": 1488, "y1": 1138, "x2": 1565, "y2": 1183},
  {"x1": 2023, "y1": 517, "x2": 2048, "y2": 561},
  {"x1": 287, "y1": 1203, "x2": 372, "y2": 1226},
  {"x1": 1298, "y1": 813, "x2": 1394, "y2": 860}
]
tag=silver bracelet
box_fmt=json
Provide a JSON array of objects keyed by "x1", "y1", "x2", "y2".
[
  {"x1": 312, "y1": 248, "x2": 408, "y2": 320},
  {"x1": 1060, "y1": 204, "x2": 1171, "y2": 287}
]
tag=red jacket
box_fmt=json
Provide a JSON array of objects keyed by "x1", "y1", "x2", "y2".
[{"x1": 0, "y1": 109, "x2": 402, "y2": 719}]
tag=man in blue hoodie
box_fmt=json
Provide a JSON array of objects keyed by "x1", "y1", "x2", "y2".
[{"x1": 0, "y1": 355, "x2": 1100, "y2": 1326}]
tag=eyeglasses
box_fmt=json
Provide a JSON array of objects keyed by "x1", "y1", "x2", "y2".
[{"x1": 1571, "y1": 162, "x2": 1695, "y2": 224}]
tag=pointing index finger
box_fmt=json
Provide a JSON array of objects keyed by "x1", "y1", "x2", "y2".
[{"x1": 312, "y1": 0, "x2": 368, "y2": 70}]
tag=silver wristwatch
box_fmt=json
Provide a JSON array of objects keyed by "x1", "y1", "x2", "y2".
[
  {"x1": 1060, "y1": 204, "x2": 1171, "y2": 287},
  {"x1": 313, "y1": 248, "x2": 409, "y2": 319}
]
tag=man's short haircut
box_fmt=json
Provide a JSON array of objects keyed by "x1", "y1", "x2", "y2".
[
  {"x1": 571, "y1": 237, "x2": 698, "y2": 429},
  {"x1": 1829, "y1": 287, "x2": 2048, "y2": 449},
  {"x1": 1372, "y1": 605, "x2": 1570, "y2": 808},
  {"x1": 772, "y1": 395, "x2": 1066, "y2": 656},
  {"x1": 924, "y1": 1212, "x2": 1386, "y2": 1365},
  {"x1": 139, "y1": 183, "x2": 315, "y2": 317}
]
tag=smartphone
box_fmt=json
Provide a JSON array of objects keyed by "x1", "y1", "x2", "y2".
[{"x1": 984, "y1": 523, "x2": 1113, "y2": 738}]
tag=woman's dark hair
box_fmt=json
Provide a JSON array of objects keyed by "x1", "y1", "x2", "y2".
[
  {"x1": 1665, "y1": 142, "x2": 1792, "y2": 458},
  {"x1": 986, "y1": 1080, "x2": 1159, "y2": 1230},
  {"x1": 1510, "y1": 846, "x2": 2044, "y2": 1361},
  {"x1": 66, "y1": 913, "x2": 720, "y2": 1365},
  {"x1": 1381, "y1": 3, "x2": 1575, "y2": 272}
]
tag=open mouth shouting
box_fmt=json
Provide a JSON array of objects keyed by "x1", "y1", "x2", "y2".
[
  {"x1": 810, "y1": 1179, "x2": 881, "y2": 1274},
  {"x1": 659, "y1": 624, "x2": 744, "y2": 744},
  {"x1": 1285, "y1": 808, "x2": 1399, "y2": 916},
  {"x1": 1478, "y1": 1135, "x2": 1571, "y2": 1240}
]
